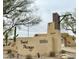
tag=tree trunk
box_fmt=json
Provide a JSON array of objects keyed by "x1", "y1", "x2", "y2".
[
  {"x1": 5, "y1": 33, "x2": 8, "y2": 46},
  {"x1": 13, "y1": 27, "x2": 16, "y2": 42}
]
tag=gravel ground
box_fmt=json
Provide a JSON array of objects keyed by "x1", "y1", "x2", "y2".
[
  {"x1": 4, "y1": 53, "x2": 76, "y2": 59},
  {"x1": 3, "y1": 53, "x2": 58, "y2": 59},
  {"x1": 3, "y1": 49, "x2": 76, "y2": 59}
]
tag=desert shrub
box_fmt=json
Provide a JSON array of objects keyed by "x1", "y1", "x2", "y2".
[
  {"x1": 7, "y1": 50, "x2": 15, "y2": 58},
  {"x1": 7, "y1": 49, "x2": 12, "y2": 54},
  {"x1": 68, "y1": 57, "x2": 74, "y2": 59},
  {"x1": 9, "y1": 53, "x2": 15, "y2": 58},
  {"x1": 3, "y1": 44, "x2": 5, "y2": 46},
  {"x1": 26, "y1": 55, "x2": 32, "y2": 59},
  {"x1": 49, "y1": 52, "x2": 56, "y2": 57},
  {"x1": 60, "y1": 50, "x2": 66, "y2": 54},
  {"x1": 37, "y1": 52, "x2": 40, "y2": 58}
]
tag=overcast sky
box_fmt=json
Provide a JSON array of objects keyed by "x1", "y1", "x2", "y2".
[{"x1": 17, "y1": 0, "x2": 76, "y2": 37}]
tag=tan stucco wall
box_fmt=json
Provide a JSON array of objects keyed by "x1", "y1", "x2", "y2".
[
  {"x1": 16, "y1": 36, "x2": 54, "y2": 56},
  {"x1": 47, "y1": 22, "x2": 55, "y2": 34},
  {"x1": 51, "y1": 30, "x2": 61, "y2": 53},
  {"x1": 47, "y1": 22, "x2": 61, "y2": 54}
]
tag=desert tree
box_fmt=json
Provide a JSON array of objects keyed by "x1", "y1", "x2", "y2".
[
  {"x1": 3, "y1": 0, "x2": 41, "y2": 42},
  {"x1": 60, "y1": 12, "x2": 76, "y2": 34}
]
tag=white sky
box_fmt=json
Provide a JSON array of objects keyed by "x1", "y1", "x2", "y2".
[{"x1": 17, "y1": 0, "x2": 76, "y2": 37}]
